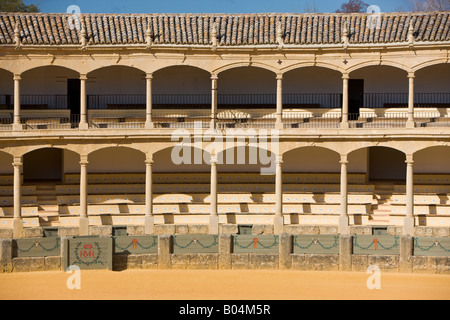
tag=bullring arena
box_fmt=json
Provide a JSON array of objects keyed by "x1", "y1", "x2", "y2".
[{"x1": 0, "y1": 10, "x2": 450, "y2": 302}]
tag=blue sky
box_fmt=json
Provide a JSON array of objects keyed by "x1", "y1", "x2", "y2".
[{"x1": 28, "y1": 0, "x2": 412, "y2": 14}]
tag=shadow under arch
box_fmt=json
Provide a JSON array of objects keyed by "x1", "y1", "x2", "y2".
[
  {"x1": 283, "y1": 146, "x2": 341, "y2": 173},
  {"x1": 153, "y1": 145, "x2": 212, "y2": 173},
  {"x1": 22, "y1": 147, "x2": 80, "y2": 183},
  {"x1": 21, "y1": 65, "x2": 80, "y2": 78},
  {"x1": 348, "y1": 146, "x2": 406, "y2": 183},
  {"x1": 216, "y1": 144, "x2": 276, "y2": 175},
  {"x1": 347, "y1": 60, "x2": 410, "y2": 75},
  {"x1": 214, "y1": 62, "x2": 279, "y2": 77},
  {"x1": 86, "y1": 64, "x2": 146, "y2": 77},
  {"x1": 87, "y1": 146, "x2": 146, "y2": 174},
  {"x1": 413, "y1": 145, "x2": 450, "y2": 174}
]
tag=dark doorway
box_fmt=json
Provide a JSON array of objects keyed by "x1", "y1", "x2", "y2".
[
  {"x1": 67, "y1": 79, "x2": 81, "y2": 115},
  {"x1": 368, "y1": 147, "x2": 406, "y2": 181},
  {"x1": 23, "y1": 148, "x2": 63, "y2": 183},
  {"x1": 348, "y1": 79, "x2": 364, "y2": 116}
]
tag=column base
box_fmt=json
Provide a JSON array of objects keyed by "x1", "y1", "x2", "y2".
[
  {"x1": 273, "y1": 215, "x2": 284, "y2": 235},
  {"x1": 144, "y1": 215, "x2": 155, "y2": 234},
  {"x1": 338, "y1": 215, "x2": 350, "y2": 235},
  {"x1": 405, "y1": 120, "x2": 415, "y2": 128},
  {"x1": 403, "y1": 216, "x2": 415, "y2": 236},
  {"x1": 145, "y1": 121, "x2": 154, "y2": 129},
  {"x1": 78, "y1": 122, "x2": 89, "y2": 130},
  {"x1": 340, "y1": 121, "x2": 349, "y2": 129},
  {"x1": 12, "y1": 219, "x2": 23, "y2": 238},
  {"x1": 209, "y1": 215, "x2": 219, "y2": 234},
  {"x1": 12, "y1": 123, "x2": 23, "y2": 131},
  {"x1": 275, "y1": 120, "x2": 283, "y2": 130},
  {"x1": 79, "y1": 217, "x2": 89, "y2": 236}
]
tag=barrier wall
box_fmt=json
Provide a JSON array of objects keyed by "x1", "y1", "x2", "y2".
[{"x1": 1, "y1": 232, "x2": 449, "y2": 274}]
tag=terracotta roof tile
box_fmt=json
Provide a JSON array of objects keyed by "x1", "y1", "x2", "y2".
[{"x1": 0, "y1": 12, "x2": 448, "y2": 46}]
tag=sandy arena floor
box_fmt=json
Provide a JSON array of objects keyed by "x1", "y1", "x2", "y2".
[{"x1": 1, "y1": 269, "x2": 449, "y2": 300}]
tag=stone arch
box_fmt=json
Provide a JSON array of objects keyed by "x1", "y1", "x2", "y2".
[
  {"x1": 87, "y1": 146, "x2": 146, "y2": 174},
  {"x1": 413, "y1": 146, "x2": 450, "y2": 174},
  {"x1": 346, "y1": 60, "x2": 411, "y2": 75},
  {"x1": 153, "y1": 145, "x2": 211, "y2": 173},
  {"x1": 283, "y1": 146, "x2": 341, "y2": 173},
  {"x1": 213, "y1": 62, "x2": 279, "y2": 76},
  {"x1": 348, "y1": 145, "x2": 407, "y2": 181},
  {"x1": 21, "y1": 147, "x2": 80, "y2": 182}
]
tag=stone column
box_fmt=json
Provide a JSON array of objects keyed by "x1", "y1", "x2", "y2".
[
  {"x1": 341, "y1": 73, "x2": 349, "y2": 129},
  {"x1": 145, "y1": 73, "x2": 154, "y2": 129},
  {"x1": 274, "y1": 154, "x2": 284, "y2": 234},
  {"x1": 404, "y1": 154, "x2": 415, "y2": 235},
  {"x1": 275, "y1": 74, "x2": 283, "y2": 129},
  {"x1": 279, "y1": 233, "x2": 292, "y2": 269},
  {"x1": 13, "y1": 74, "x2": 22, "y2": 131},
  {"x1": 79, "y1": 155, "x2": 89, "y2": 236},
  {"x1": 158, "y1": 234, "x2": 172, "y2": 269},
  {"x1": 406, "y1": 72, "x2": 415, "y2": 128},
  {"x1": 339, "y1": 235, "x2": 353, "y2": 271},
  {"x1": 218, "y1": 234, "x2": 232, "y2": 269},
  {"x1": 12, "y1": 157, "x2": 23, "y2": 238},
  {"x1": 399, "y1": 235, "x2": 414, "y2": 273},
  {"x1": 209, "y1": 156, "x2": 219, "y2": 234},
  {"x1": 79, "y1": 74, "x2": 89, "y2": 130},
  {"x1": 211, "y1": 74, "x2": 218, "y2": 129},
  {"x1": 144, "y1": 154, "x2": 154, "y2": 234},
  {"x1": 339, "y1": 154, "x2": 349, "y2": 235}
]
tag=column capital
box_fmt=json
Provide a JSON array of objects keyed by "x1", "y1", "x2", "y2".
[
  {"x1": 210, "y1": 74, "x2": 218, "y2": 81},
  {"x1": 12, "y1": 156, "x2": 22, "y2": 167},
  {"x1": 342, "y1": 73, "x2": 350, "y2": 80},
  {"x1": 408, "y1": 72, "x2": 415, "y2": 79},
  {"x1": 13, "y1": 74, "x2": 21, "y2": 81},
  {"x1": 146, "y1": 73, "x2": 153, "y2": 80},
  {"x1": 145, "y1": 154, "x2": 154, "y2": 165},
  {"x1": 79, "y1": 74, "x2": 88, "y2": 81},
  {"x1": 276, "y1": 74, "x2": 283, "y2": 81},
  {"x1": 340, "y1": 154, "x2": 348, "y2": 163},
  {"x1": 79, "y1": 154, "x2": 89, "y2": 165},
  {"x1": 405, "y1": 154, "x2": 414, "y2": 164},
  {"x1": 276, "y1": 154, "x2": 283, "y2": 165}
]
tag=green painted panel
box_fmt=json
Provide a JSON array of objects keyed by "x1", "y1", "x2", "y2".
[
  {"x1": 293, "y1": 235, "x2": 339, "y2": 254},
  {"x1": 353, "y1": 235, "x2": 400, "y2": 255},
  {"x1": 414, "y1": 237, "x2": 450, "y2": 256},
  {"x1": 14, "y1": 237, "x2": 61, "y2": 258},
  {"x1": 67, "y1": 237, "x2": 112, "y2": 270},
  {"x1": 173, "y1": 235, "x2": 218, "y2": 253},
  {"x1": 233, "y1": 235, "x2": 279, "y2": 253},
  {"x1": 114, "y1": 235, "x2": 158, "y2": 254}
]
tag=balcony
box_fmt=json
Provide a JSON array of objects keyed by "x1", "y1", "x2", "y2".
[{"x1": 0, "y1": 93, "x2": 449, "y2": 131}]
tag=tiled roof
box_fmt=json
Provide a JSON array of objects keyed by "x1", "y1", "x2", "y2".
[{"x1": 0, "y1": 12, "x2": 449, "y2": 46}]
